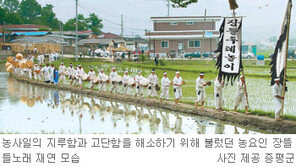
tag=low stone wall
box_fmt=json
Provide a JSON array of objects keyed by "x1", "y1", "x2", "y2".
[{"x1": 10, "y1": 74, "x2": 296, "y2": 134}]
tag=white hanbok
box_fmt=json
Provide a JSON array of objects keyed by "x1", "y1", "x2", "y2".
[
  {"x1": 88, "y1": 71, "x2": 96, "y2": 87},
  {"x1": 135, "y1": 75, "x2": 144, "y2": 96},
  {"x1": 173, "y1": 76, "x2": 183, "y2": 99},
  {"x1": 214, "y1": 79, "x2": 224, "y2": 109},
  {"x1": 234, "y1": 80, "x2": 248, "y2": 108},
  {"x1": 110, "y1": 71, "x2": 118, "y2": 93},
  {"x1": 59, "y1": 65, "x2": 67, "y2": 84},
  {"x1": 196, "y1": 77, "x2": 206, "y2": 103},
  {"x1": 148, "y1": 74, "x2": 159, "y2": 97},
  {"x1": 273, "y1": 83, "x2": 283, "y2": 119},
  {"x1": 77, "y1": 68, "x2": 84, "y2": 85},
  {"x1": 98, "y1": 72, "x2": 107, "y2": 92},
  {"x1": 122, "y1": 74, "x2": 131, "y2": 95},
  {"x1": 160, "y1": 77, "x2": 170, "y2": 100}
]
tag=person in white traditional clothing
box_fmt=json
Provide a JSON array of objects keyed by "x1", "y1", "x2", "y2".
[
  {"x1": 77, "y1": 65, "x2": 84, "y2": 90},
  {"x1": 195, "y1": 72, "x2": 207, "y2": 108},
  {"x1": 160, "y1": 72, "x2": 170, "y2": 101},
  {"x1": 88, "y1": 67, "x2": 96, "y2": 91},
  {"x1": 148, "y1": 69, "x2": 159, "y2": 98},
  {"x1": 273, "y1": 78, "x2": 284, "y2": 119},
  {"x1": 67, "y1": 63, "x2": 74, "y2": 87},
  {"x1": 41, "y1": 54, "x2": 45, "y2": 64},
  {"x1": 37, "y1": 55, "x2": 41, "y2": 65},
  {"x1": 98, "y1": 69, "x2": 107, "y2": 92},
  {"x1": 214, "y1": 77, "x2": 224, "y2": 110},
  {"x1": 27, "y1": 66, "x2": 32, "y2": 79},
  {"x1": 33, "y1": 64, "x2": 41, "y2": 81},
  {"x1": 135, "y1": 70, "x2": 144, "y2": 98},
  {"x1": 173, "y1": 71, "x2": 183, "y2": 104},
  {"x1": 122, "y1": 70, "x2": 131, "y2": 95},
  {"x1": 50, "y1": 64, "x2": 55, "y2": 83},
  {"x1": 110, "y1": 67, "x2": 118, "y2": 94},
  {"x1": 73, "y1": 67, "x2": 78, "y2": 87},
  {"x1": 41, "y1": 64, "x2": 51, "y2": 83},
  {"x1": 58, "y1": 62, "x2": 67, "y2": 84},
  {"x1": 29, "y1": 55, "x2": 34, "y2": 62},
  {"x1": 234, "y1": 75, "x2": 250, "y2": 114}
]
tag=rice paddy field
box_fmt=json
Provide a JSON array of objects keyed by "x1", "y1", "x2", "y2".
[{"x1": 50, "y1": 58, "x2": 296, "y2": 118}]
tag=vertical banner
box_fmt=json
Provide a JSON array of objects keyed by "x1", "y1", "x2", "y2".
[
  {"x1": 270, "y1": 0, "x2": 292, "y2": 86},
  {"x1": 215, "y1": 17, "x2": 243, "y2": 85}
]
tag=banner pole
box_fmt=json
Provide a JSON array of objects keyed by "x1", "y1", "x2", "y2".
[
  {"x1": 281, "y1": 1, "x2": 292, "y2": 115},
  {"x1": 233, "y1": 11, "x2": 250, "y2": 110}
]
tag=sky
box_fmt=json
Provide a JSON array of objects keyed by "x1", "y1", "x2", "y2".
[{"x1": 36, "y1": 0, "x2": 296, "y2": 42}]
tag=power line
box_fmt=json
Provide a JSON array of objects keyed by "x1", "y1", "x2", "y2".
[{"x1": 78, "y1": 4, "x2": 146, "y2": 32}]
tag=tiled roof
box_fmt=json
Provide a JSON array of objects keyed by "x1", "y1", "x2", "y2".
[{"x1": 0, "y1": 24, "x2": 52, "y2": 31}]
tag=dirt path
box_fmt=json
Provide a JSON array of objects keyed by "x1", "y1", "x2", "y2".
[{"x1": 10, "y1": 74, "x2": 296, "y2": 134}]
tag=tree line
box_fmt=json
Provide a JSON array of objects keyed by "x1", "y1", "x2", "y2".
[{"x1": 0, "y1": 0, "x2": 103, "y2": 34}]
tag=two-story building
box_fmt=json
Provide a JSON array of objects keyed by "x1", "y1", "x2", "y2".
[{"x1": 145, "y1": 16, "x2": 222, "y2": 57}]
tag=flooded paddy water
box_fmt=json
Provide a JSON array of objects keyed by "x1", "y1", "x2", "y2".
[{"x1": 0, "y1": 64, "x2": 268, "y2": 134}]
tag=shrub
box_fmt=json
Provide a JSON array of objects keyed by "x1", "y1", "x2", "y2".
[
  {"x1": 140, "y1": 54, "x2": 146, "y2": 62},
  {"x1": 159, "y1": 58, "x2": 166, "y2": 66}
]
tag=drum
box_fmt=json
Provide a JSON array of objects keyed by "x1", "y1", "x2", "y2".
[
  {"x1": 6, "y1": 65, "x2": 14, "y2": 73},
  {"x1": 82, "y1": 74, "x2": 88, "y2": 81},
  {"x1": 6, "y1": 56, "x2": 14, "y2": 63},
  {"x1": 35, "y1": 70, "x2": 41, "y2": 74},
  {"x1": 155, "y1": 84, "x2": 160, "y2": 91},
  {"x1": 12, "y1": 61, "x2": 19, "y2": 67},
  {"x1": 115, "y1": 76, "x2": 122, "y2": 83},
  {"x1": 127, "y1": 78, "x2": 135, "y2": 86},
  {"x1": 93, "y1": 77, "x2": 99, "y2": 84},
  {"x1": 206, "y1": 81, "x2": 212, "y2": 86},
  {"x1": 20, "y1": 61, "x2": 28, "y2": 68},
  {"x1": 26, "y1": 61, "x2": 34, "y2": 68},
  {"x1": 5, "y1": 62, "x2": 11, "y2": 67},
  {"x1": 140, "y1": 78, "x2": 149, "y2": 87},
  {"x1": 102, "y1": 75, "x2": 109, "y2": 82},
  {"x1": 16, "y1": 53, "x2": 23, "y2": 60}
]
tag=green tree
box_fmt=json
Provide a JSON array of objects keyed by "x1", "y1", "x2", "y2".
[
  {"x1": 64, "y1": 14, "x2": 88, "y2": 31},
  {"x1": 170, "y1": 0, "x2": 239, "y2": 9},
  {"x1": 3, "y1": 0, "x2": 19, "y2": 12},
  {"x1": 87, "y1": 13, "x2": 103, "y2": 35},
  {"x1": 170, "y1": 0, "x2": 198, "y2": 7},
  {"x1": 19, "y1": 0, "x2": 42, "y2": 21},
  {"x1": 40, "y1": 4, "x2": 59, "y2": 30},
  {"x1": 4, "y1": 11, "x2": 23, "y2": 24}
]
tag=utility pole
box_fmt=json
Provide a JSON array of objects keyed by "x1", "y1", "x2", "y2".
[
  {"x1": 3, "y1": 21, "x2": 6, "y2": 43},
  {"x1": 201, "y1": 9, "x2": 207, "y2": 60},
  {"x1": 166, "y1": 0, "x2": 170, "y2": 17},
  {"x1": 60, "y1": 21, "x2": 64, "y2": 58},
  {"x1": 121, "y1": 14, "x2": 124, "y2": 39},
  {"x1": 75, "y1": 0, "x2": 78, "y2": 61}
]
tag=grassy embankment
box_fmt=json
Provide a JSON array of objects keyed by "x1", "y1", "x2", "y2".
[{"x1": 50, "y1": 58, "x2": 296, "y2": 121}]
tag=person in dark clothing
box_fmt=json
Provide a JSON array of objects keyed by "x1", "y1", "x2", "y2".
[{"x1": 155, "y1": 55, "x2": 159, "y2": 66}]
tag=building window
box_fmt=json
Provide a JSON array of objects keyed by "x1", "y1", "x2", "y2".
[
  {"x1": 187, "y1": 22, "x2": 194, "y2": 25},
  {"x1": 161, "y1": 41, "x2": 169, "y2": 48},
  {"x1": 170, "y1": 22, "x2": 178, "y2": 25},
  {"x1": 188, "y1": 40, "x2": 201, "y2": 48}
]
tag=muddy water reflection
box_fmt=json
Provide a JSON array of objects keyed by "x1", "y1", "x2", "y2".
[{"x1": 0, "y1": 71, "x2": 267, "y2": 134}]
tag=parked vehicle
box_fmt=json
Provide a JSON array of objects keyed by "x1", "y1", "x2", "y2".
[
  {"x1": 133, "y1": 50, "x2": 141, "y2": 55},
  {"x1": 269, "y1": 50, "x2": 296, "y2": 59},
  {"x1": 184, "y1": 52, "x2": 212, "y2": 58},
  {"x1": 242, "y1": 51, "x2": 255, "y2": 59},
  {"x1": 95, "y1": 49, "x2": 108, "y2": 57}
]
